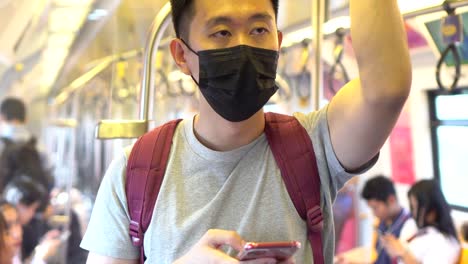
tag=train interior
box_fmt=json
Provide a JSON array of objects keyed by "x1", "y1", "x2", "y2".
[{"x1": 0, "y1": 0, "x2": 467, "y2": 262}]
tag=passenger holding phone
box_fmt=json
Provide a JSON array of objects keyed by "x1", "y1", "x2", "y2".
[
  {"x1": 81, "y1": 0, "x2": 412, "y2": 263},
  {"x1": 0, "y1": 201, "x2": 61, "y2": 264},
  {"x1": 380, "y1": 180, "x2": 460, "y2": 264},
  {"x1": 360, "y1": 176, "x2": 418, "y2": 264}
]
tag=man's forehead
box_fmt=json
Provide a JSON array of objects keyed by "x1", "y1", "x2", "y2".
[{"x1": 193, "y1": 0, "x2": 275, "y2": 23}]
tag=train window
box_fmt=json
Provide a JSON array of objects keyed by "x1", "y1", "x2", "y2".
[
  {"x1": 435, "y1": 94, "x2": 468, "y2": 120},
  {"x1": 429, "y1": 89, "x2": 468, "y2": 212}
]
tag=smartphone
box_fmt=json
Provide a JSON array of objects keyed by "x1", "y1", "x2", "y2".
[{"x1": 237, "y1": 241, "x2": 301, "y2": 261}]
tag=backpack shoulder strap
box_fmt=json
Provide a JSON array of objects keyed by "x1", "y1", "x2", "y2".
[
  {"x1": 125, "y1": 119, "x2": 182, "y2": 264},
  {"x1": 264, "y1": 112, "x2": 324, "y2": 264}
]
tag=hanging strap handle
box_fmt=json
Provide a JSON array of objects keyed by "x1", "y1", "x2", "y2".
[
  {"x1": 436, "y1": 1, "x2": 462, "y2": 91},
  {"x1": 329, "y1": 28, "x2": 350, "y2": 95}
]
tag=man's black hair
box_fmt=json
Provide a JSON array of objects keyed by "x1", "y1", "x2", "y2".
[
  {"x1": 170, "y1": 0, "x2": 279, "y2": 40},
  {"x1": 361, "y1": 175, "x2": 396, "y2": 202},
  {"x1": 0, "y1": 97, "x2": 26, "y2": 122},
  {"x1": 3, "y1": 177, "x2": 47, "y2": 206}
]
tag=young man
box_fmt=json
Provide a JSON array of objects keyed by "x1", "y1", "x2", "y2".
[
  {"x1": 81, "y1": 0, "x2": 412, "y2": 263},
  {"x1": 361, "y1": 176, "x2": 417, "y2": 264},
  {"x1": 0, "y1": 97, "x2": 30, "y2": 143}
]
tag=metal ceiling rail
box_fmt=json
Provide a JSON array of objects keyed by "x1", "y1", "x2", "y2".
[
  {"x1": 281, "y1": 0, "x2": 468, "y2": 43},
  {"x1": 52, "y1": 48, "x2": 142, "y2": 106},
  {"x1": 403, "y1": 0, "x2": 468, "y2": 20}
]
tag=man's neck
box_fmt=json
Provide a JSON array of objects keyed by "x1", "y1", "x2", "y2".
[{"x1": 194, "y1": 108, "x2": 265, "y2": 152}]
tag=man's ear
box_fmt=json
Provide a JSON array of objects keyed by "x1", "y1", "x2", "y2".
[
  {"x1": 277, "y1": 30, "x2": 283, "y2": 48},
  {"x1": 170, "y1": 39, "x2": 191, "y2": 75}
]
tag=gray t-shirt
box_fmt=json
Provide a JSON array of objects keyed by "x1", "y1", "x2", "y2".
[{"x1": 81, "y1": 107, "x2": 375, "y2": 263}]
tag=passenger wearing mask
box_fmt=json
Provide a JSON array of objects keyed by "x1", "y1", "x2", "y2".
[
  {"x1": 361, "y1": 176, "x2": 418, "y2": 264},
  {"x1": 0, "y1": 97, "x2": 54, "y2": 196},
  {"x1": 381, "y1": 179, "x2": 461, "y2": 264},
  {"x1": 82, "y1": 0, "x2": 412, "y2": 262},
  {"x1": 0, "y1": 201, "x2": 61, "y2": 264}
]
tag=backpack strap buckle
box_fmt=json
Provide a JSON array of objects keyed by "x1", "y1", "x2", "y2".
[
  {"x1": 129, "y1": 220, "x2": 143, "y2": 247},
  {"x1": 307, "y1": 205, "x2": 323, "y2": 233}
]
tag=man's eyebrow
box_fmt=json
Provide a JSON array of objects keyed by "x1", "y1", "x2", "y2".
[
  {"x1": 248, "y1": 13, "x2": 274, "y2": 22},
  {"x1": 205, "y1": 13, "x2": 274, "y2": 28},
  {"x1": 205, "y1": 16, "x2": 234, "y2": 28}
]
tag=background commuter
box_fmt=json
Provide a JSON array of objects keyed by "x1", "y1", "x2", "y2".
[
  {"x1": 381, "y1": 179, "x2": 460, "y2": 263},
  {"x1": 0, "y1": 200, "x2": 61, "y2": 264},
  {"x1": 0, "y1": 97, "x2": 54, "y2": 204},
  {"x1": 361, "y1": 175, "x2": 418, "y2": 264}
]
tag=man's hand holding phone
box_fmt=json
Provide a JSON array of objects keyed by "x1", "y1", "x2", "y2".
[{"x1": 173, "y1": 229, "x2": 296, "y2": 264}]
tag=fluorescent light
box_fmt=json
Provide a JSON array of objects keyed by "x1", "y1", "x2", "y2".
[
  {"x1": 87, "y1": 9, "x2": 109, "y2": 21},
  {"x1": 42, "y1": 47, "x2": 69, "y2": 60},
  {"x1": 47, "y1": 33, "x2": 75, "y2": 48},
  {"x1": 48, "y1": 7, "x2": 90, "y2": 32}
]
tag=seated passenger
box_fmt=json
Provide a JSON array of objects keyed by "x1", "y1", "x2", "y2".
[
  {"x1": 361, "y1": 175, "x2": 418, "y2": 264},
  {"x1": 381, "y1": 179, "x2": 461, "y2": 263},
  {"x1": 0, "y1": 201, "x2": 61, "y2": 264},
  {"x1": 3, "y1": 177, "x2": 49, "y2": 261},
  {"x1": 3, "y1": 177, "x2": 47, "y2": 226}
]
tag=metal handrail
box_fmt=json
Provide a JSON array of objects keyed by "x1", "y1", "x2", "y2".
[
  {"x1": 52, "y1": 49, "x2": 142, "y2": 106},
  {"x1": 95, "y1": 2, "x2": 172, "y2": 139},
  {"x1": 139, "y1": 2, "x2": 172, "y2": 121},
  {"x1": 404, "y1": 0, "x2": 468, "y2": 19}
]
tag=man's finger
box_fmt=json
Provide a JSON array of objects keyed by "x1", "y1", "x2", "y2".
[{"x1": 201, "y1": 229, "x2": 245, "y2": 251}]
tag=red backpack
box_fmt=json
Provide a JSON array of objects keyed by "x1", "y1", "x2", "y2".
[{"x1": 126, "y1": 112, "x2": 324, "y2": 264}]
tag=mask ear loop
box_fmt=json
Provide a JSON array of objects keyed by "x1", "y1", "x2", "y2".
[
  {"x1": 179, "y1": 38, "x2": 200, "y2": 86},
  {"x1": 179, "y1": 38, "x2": 199, "y2": 56}
]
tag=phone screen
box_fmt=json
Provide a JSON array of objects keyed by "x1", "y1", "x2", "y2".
[{"x1": 237, "y1": 241, "x2": 301, "y2": 261}]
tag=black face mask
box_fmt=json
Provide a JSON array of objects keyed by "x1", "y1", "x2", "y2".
[{"x1": 181, "y1": 39, "x2": 279, "y2": 122}]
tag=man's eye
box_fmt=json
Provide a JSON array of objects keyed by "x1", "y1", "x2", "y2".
[
  {"x1": 251, "y1": 27, "x2": 269, "y2": 35},
  {"x1": 212, "y1": 30, "x2": 232, "y2": 38}
]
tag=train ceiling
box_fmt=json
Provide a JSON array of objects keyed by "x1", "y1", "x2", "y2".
[{"x1": 0, "y1": 0, "x2": 448, "y2": 102}]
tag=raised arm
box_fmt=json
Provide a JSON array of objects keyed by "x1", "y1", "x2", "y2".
[{"x1": 328, "y1": 0, "x2": 412, "y2": 171}]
